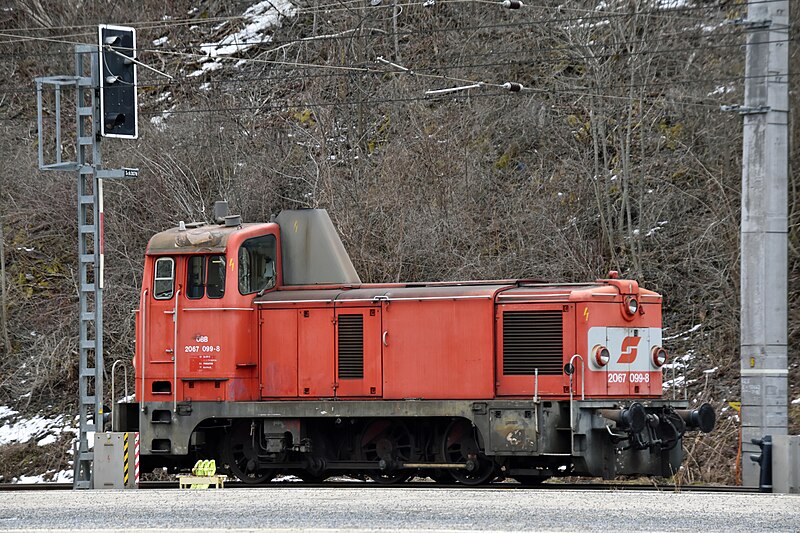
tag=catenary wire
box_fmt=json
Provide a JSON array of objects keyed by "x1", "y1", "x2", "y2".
[
  {"x1": 0, "y1": 33, "x2": 790, "y2": 97},
  {"x1": 0, "y1": 22, "x2": 751, "y2": 61}
]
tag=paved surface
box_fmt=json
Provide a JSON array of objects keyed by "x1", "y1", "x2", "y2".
[{"x1": 0, "y1": 487, "x2": 797, "y2": 532}]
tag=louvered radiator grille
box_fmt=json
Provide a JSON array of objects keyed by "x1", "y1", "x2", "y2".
[
  {"x1": 502, "y1": 310, "x2": 564, "y2": 375},
  {"x1": 338, "y1": 314, "x2": 364, "y2": 379}
]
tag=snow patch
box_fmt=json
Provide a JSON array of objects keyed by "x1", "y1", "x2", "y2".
[
  {"x1": 663, "y1": 375, "x2": 685, "y2": 389},
  {"x1": 566, "y1": 18, "x2": 610, "y2": 30},
  {"x1": 11, "y1": 470, "x2": 72, "y2": 484},
  {"x1": 662, "y1": 351, "x2": 694, "y2": 370},
  {"x1": 199, "y1": 0, "x2": 297, "y2": 59},
  {"x1": 189, "y1": 61, "x2": 223, "y2": 77},
  {"x1": 0, "y1": 414, "x2": 67, "y2": 446},
  {"x1": 150, "y1": 108, "x2": 174, "y2": 131},
  {"x1": 663, "y1": 323, "x2": 702, "y2": 341},
  {"x1": 658, "y1": 0, "x2": 687, "y2": 9},
  {"x1": 792, "y1": 397, "x2": 800, "y2": 405},
  {"x1": 152, "y1": 36, "x2": 169, "y2": 46},
  {"x1": 663, "y1": 375, "x2": 696, "y2": 390},
  {"x1": 0, "y1": 406, "x2": 18, "y2": 419},
  {"x1": 707, "y1": 85, "x2": 735, "y2": 97},
  {"x1": 645, "y1": 220, "x2": 668, "y2": 237},
  {"x1": 37, "y1": 434, "x2": 58, "y2": 446},
  {"x1": 273, "y1": 474, "x2": 303, "y2": 482}
]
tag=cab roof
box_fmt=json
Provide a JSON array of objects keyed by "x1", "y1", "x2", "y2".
[{"x1": 146, "y1": 222, "x2": 271, "y2": 255}]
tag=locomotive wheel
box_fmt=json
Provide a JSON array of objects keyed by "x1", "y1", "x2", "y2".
[
  {"x1": 223, "y1": 421, "x2": 277, "y2": 484},
  {"x1": 442, "y1": 419, "x2": 496, "y2": 485},
  {"x1": 359, "y1": 419, "x2": 415, "y2": 484}
]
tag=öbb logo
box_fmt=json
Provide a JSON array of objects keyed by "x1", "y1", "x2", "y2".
[{"x1": 617, "y1": 337, "x2": 641, "y2": 364}]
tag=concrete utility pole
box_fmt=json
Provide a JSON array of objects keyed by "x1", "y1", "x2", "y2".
[{"x1": 737, "y1": 0, "x2": 790, "y2": 487}]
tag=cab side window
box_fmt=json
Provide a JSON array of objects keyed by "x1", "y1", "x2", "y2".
[
  {"x1": 239, "y1": 235, "x2": 277, "y2": 295},
  {"x1": 153, "y1": 257, "x2": 175, "y2": 300},
  {"x1": 186, "y1": 255, "x2": 226, "y2": 299},
  {"x1": 186, "y1": 256, "x2": 205, "y2": 299},
  {"x1": 207, "y1": 255, "x2": 226, "y2": 299}
]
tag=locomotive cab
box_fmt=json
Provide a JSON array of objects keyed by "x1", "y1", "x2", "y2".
[{"x1": 135, "y1": 218, "x2": 281, "y2": 413}]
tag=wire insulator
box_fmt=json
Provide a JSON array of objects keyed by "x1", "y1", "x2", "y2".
[
  {"x1": 501, "y1": 0, "x2": 523, "y2": 9},
  {"x1": 503, "y1": 82, "x2": 523, "y2": 92}
]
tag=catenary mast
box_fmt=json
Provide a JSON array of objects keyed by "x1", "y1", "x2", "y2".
[{"x1": 737, "y1": 0, "x2": 790, "y2": 486}]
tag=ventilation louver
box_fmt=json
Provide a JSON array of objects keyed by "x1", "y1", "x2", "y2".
[
  {"x1": 338, "y1": 314, "x2": 364, "y2": 379},
  {"x1": 502, "y1": 311, "x2": 563, "y2": 375}
]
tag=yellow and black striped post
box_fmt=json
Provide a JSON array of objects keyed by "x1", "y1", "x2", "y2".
[{"x1": 123, "y1": 432, "x2": 129, "y2": 486}]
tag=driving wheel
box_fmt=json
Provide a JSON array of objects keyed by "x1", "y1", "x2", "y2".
[
  {"x1": 442, "y1": 418, "x2": 496, "y2": 485},
  {"x1": 223, "y1": 420, "x2": 277, "y2": 484},
  {"x1": 359, "y1": 419, "x2": 415, "y2": 484}
]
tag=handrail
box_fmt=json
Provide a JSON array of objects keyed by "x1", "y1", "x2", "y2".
[
  {"x1": 568, "y1": 353, "x2": 585, "y2": 401},
  {"x1": 111, "y1": 359, "x2": 129, "y2": 410},
  {"x1": 140, "y1": 289, "x2": 147, "y2": 412},
  {"x1": 567, "y1": 353, "x2": 585, "y2": 456},
  {"x1": 172, "y1": 289, "x2": 181, "y2": 412}
]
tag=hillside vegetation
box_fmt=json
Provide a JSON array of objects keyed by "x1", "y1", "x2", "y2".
[{"x1": 0, "y1": 0, "x2": 797, "y2": 483}]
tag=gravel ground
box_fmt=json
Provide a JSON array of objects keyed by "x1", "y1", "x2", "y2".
[{"x1": 0, "y1": 487, "x2": 797, "y2": 532}]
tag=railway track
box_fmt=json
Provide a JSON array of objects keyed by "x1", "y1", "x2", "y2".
[{"x1": 0, "y1": 479, "x2": 758, "y2": 493}]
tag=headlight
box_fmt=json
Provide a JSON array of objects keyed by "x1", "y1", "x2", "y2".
[
  {"x1": 624, "y1": 296, "x2": 639, "y2": 316},
  {"x1": 593, "y1": 345, "x2": 610, "y2": 367},
  {"x1": 651, "y1": 346, "x2": 667, "y2": 367}
]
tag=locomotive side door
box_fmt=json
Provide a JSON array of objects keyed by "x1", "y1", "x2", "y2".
[
  {"x1": 142, "y1": 255, "x2": 181, "y2": 401},
  {"x1": 334, "y1": 306, "x2": 382, "y2": 398},
  {"x1": 259, "y1": 301, "x2": 337, "y2": 399},
  {"x1": 297, "y1": 304, "x2": 335, "y2": 398},
  {"x1": 260, "y1": 307, "x2": 299, "y2": 398}
]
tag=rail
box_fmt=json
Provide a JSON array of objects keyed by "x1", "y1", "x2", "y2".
[{"x1": 0, "y1": 480, "x2": 760, "y2": 493}]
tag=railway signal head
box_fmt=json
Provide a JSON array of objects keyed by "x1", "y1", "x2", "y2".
[{"x1": 99, "y1": 24, "x2": 138, "y2": 138}]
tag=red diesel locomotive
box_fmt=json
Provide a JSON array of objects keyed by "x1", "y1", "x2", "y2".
[{"x1": 114, "y1": 205, "x2": 714, "y2": 484}]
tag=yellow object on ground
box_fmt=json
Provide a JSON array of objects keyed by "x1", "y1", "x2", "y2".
[{"x1": 186, "y1": 460, "x2": 220, "y2": 488}]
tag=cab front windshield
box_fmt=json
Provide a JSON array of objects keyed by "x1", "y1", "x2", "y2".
[{"x1": 238, "y1": 235, "x2": 277, "y2": 294}]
